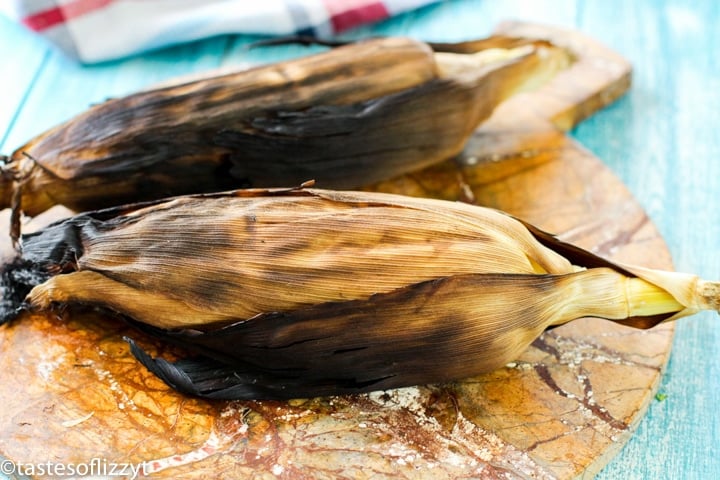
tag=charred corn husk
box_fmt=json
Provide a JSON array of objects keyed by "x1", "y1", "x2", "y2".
[
  {"x1": 4, "y1": 188, "x2": 715, "y2": 400},
  {"x1": 0, "y1": 36, "x2": 570, "y2": 227}
]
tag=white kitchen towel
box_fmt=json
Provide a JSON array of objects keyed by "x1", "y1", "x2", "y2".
[{"x1": 1, "y1": 0, "x2": 442, "y2": 63}]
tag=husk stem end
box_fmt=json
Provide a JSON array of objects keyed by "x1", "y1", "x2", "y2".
[{"x1": 696, "y1": 280, "x2": 720, "y2": 312}]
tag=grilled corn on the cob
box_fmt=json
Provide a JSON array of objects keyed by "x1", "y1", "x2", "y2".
[
  {"x1": 0, "y1": 36, "x2": 569, "y2": 235},
  {"x1": 1, "y1": 188, "x2": 717, "y2": 399}
]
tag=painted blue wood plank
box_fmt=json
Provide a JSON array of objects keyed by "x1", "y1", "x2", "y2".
[
  {"x1": 0, "y1": 15, "x2": 50, "y2": 152},
  {"x1": 344, "y1": 0, "x2": 580, "y2": 42},
  {"x1": 573, "y1": 1, "x2": 720, "y2": 479}
]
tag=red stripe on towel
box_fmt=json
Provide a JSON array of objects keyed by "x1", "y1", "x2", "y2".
[
  {"x1": 323, "y1": 0, "x2": 390, "y2": 32},
  {"x1": 22, "y1": 0, "x2": 114, "y2": 31}
]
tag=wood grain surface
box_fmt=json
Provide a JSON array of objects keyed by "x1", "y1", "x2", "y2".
[
  {"x1": 1, "y1": 2, "x2": 719, "y2": 479},
  {"x1": 0, "y1": 20, "x2": 672, "y2": 479}
]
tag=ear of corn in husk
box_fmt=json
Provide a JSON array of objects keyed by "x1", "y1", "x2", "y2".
[
  {"x1": 1, "y1": 187, "x2": 717, "y2": 400},
  {"x1": 0, "y1": 35, "x2": 570, "y2": 234}
]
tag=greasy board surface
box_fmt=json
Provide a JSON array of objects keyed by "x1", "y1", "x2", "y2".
[{"x1": 0, "y1": 21, "x2": 675, "y2": 479}]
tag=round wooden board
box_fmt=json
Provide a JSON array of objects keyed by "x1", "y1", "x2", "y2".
[
  {"x1": 0, "y1": 23, "x2": 670, "y2": 479},
  {"x1": 0, "y1": 134, "x2": 673, "y2": 479}
]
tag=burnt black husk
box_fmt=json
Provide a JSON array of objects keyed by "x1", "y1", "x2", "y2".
[
  {"x1": 0, "y1": 258, "x2": 51, "y2": 324},
  {"x1": 0, "y1": 215, "x2": 91, "y2": 324},
  {"x1": 0, "y1": 189, "x2": 666, "y2": 400}
]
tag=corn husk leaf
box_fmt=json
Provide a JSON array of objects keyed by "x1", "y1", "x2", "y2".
[
  {"x1": 0, "y1": 35, "x2": 570, "y2": 232},
  {"x1": 1, "y1": 188, "x2": 716, "y2": 399}
]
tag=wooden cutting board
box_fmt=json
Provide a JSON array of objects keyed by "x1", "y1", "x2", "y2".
[{"x1": 0, "y1": 22, "x2": 671, "y2": 479}]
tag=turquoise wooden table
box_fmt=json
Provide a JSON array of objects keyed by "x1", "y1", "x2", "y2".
[{"x1": 1, "y1": 1, "x2": 718, "y2": 478}]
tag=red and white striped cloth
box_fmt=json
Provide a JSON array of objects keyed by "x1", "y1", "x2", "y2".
[{"x1": 1, "y1": 0, "x2": 442, "y2": 63}]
